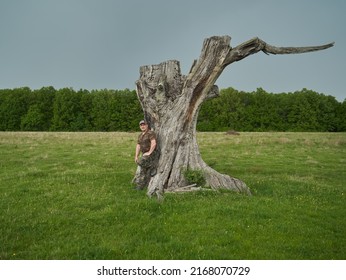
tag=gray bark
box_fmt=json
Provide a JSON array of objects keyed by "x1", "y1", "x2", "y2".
[{"x1": 135, "y1": 35, "x2": 334, "y2": 199}]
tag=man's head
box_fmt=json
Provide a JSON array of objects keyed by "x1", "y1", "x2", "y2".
[{"x1": 139, "y1": 120, "x2": 149, "y2": 131}]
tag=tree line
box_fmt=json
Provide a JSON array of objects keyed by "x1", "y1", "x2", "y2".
[
  {"x1": 0, "y1": 87, "x2": 142, "y2": 132},
  {"x1": 198, "y1": 87, "x2": 345, "y2": 132},
  {"x1": 0, "y1": 86, "x2": 345, "y2": 132}
]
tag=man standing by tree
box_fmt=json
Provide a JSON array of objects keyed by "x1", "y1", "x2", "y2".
[{"x1": 133, "y1": 120, "x2": 158, "y2": 190}]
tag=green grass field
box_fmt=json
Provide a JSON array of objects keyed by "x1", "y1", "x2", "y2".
[{"x1": 0, "y1": 132, "x2": 345, "y2": 260}]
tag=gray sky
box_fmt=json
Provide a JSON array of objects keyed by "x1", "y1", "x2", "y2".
[{"x1": 1, "y1": 0, "x2": 345, "y2": 101}]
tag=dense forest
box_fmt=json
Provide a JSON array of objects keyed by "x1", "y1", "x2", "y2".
[
  {"x1": 198, "y1": 87, "x2": 346, "y2": 132},
  {"x1": 0, "y1": 86, "x2": 345, "y2": 132}
]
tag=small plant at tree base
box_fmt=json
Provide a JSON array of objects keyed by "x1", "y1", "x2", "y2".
[{"x1": 183, "y1": 168, "x2": 206, "y2": 187}]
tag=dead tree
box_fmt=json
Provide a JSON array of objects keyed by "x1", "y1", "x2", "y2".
[{"x1": 135, "y1": 35, "x2": 334, "y2": 199}]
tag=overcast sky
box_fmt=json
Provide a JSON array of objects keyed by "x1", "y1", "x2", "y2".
[{"x1": 1, "y1": 0, "x2": 345, "y2": 101}]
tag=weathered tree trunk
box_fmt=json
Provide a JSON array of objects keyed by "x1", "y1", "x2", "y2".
[{"x1": 135, "y1": 35, "x2": 334, "y2": 199}]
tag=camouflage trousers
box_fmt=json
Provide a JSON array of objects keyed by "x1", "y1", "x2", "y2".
[{"x1": 132, "y1": 150, "x2": 159, "y2": 190}]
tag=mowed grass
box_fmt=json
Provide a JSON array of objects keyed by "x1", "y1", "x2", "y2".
[{"x1": 0, "y1": 132, "x2": 345, "y2": 260}]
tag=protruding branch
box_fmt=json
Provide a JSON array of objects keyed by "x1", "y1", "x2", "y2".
[
  {"x1": 206, "y1": 85, "x2": 219, "y2": 100},
  {"x1": 224, "y1": 37, "x2": 335, "y2": 65}
]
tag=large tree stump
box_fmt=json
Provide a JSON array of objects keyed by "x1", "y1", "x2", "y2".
[{"x1": 135, "y1": 35, "x2": 334, "y2": 199}]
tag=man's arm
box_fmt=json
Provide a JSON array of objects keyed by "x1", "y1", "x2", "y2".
[
  {"x1": 135, "y1": 143, "x2": 141, "y2": 163},
  {"x1": 143, "y1": 138, "x2": 156, "y2": 157}
]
